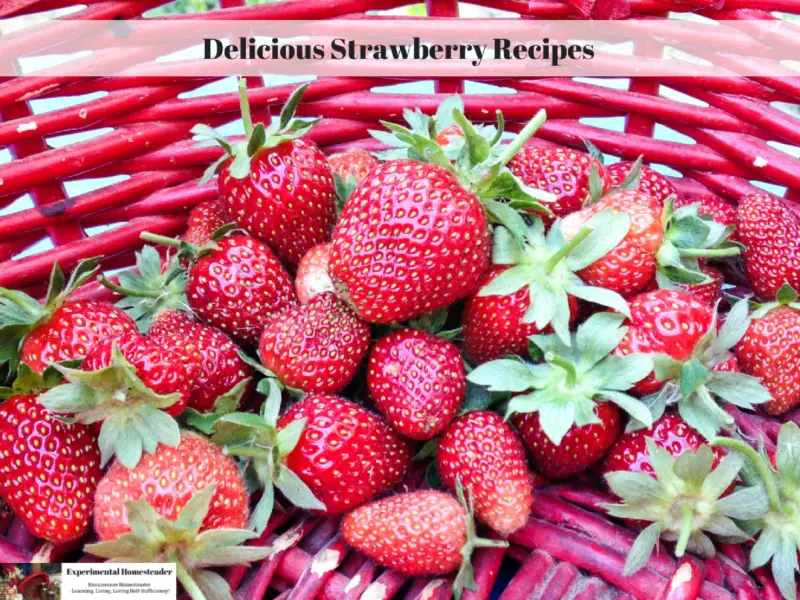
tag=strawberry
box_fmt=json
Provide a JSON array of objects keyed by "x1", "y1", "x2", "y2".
[
  {"x1": 277, "y1": 394, "x2": 413, "y2": 515},
  {"x1": 462, "y1": 212, "x2": 631, "y2": 363},
  {"x1": 39, "y1": 331, "x2": 193, "y2": 469},
  {"x1": 606, "y1": 161, "x2": 677, "y2": 205},
  {"x1": 435, "y1": 124, "x2": 463, "y2": 146},
  {"x1": 508, "y1": 146, "x2": 609, "y2": 223},
  {"x1": 295, "y1": 243, "x2": 334, "y2": 304},
  {"x1": 602, "y1": 419, "x2": 763, "y2": 575},
  {"x1": 183, "y1": 198, "x2": 232, "y2": 246},
  {"x1": 676, "y1": 265, "x2": 723, "y2": 306},
  {"x1": 737, "y1": 192, "x2": 800, "y2": 299},
  {"x1": 367, "y1": 328, "x2": 465, "y2": 439},
  {"x1": 148, "y1": 310, "x2": 252, "y2": 413},
  {"x1": 735, "y1": 284, "x2": 800, "y2": 415},
  {"x1": 328, "y1": 148, "x2": 379, "y2": 183},
  {"x1": 0, "y1": 393, "x2": 102, "y2": 543},
  {"x1": 0, "y1": 259, "x2": 136, "y2": 374},
  {"x1": 195, "y1": 81, "x2": 336, "y2": 267},
  {"x1": 469, "y1": 313, "x2": 654, "y2": 479},
  {"x1": 258, "y1": 292, "x2": 370, "y2": 394},
  {"x1": 437, "y1": 410, "x2": 533, "y2": 535},
  {"x1": 675, "y1": 195, "x2": 737, "y2": 239},
  {"x1": 88, "y1": 432, "x2": 267, "y2": 600}
]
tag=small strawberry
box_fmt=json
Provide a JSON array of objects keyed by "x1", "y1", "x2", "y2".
[
  {"x1": 367, "y1": 328, "x2": 465, "y2": 440},
  {"x1": 469, "y1": 313, "x2": 654, "y2": 479},
  {"x1": 676, "y1": 265, "x2": 723, "y2": 306},
  {"x1": 140, "y1": 232, "x2": 297, "y2": 345},
  {"x1": 277, "y1": 394, "x2": 413, "y2": 515},
  {"x1": 435, "y1": 124, "x2": 463, "y2": 146},
  {"x1": 606, "y1": 161, "x2": 677, "y2": 205},
  {"x1": 735, "y1": 284, "x2": 800, "y2": 415},
  {"x1": 38, "y1": 332, "x2": 192, "y2": 468},
  {"x1": 195, "y1": 80, "x2": 336, "y2": 266},
  {"x1": 737, "y1": 192, "x2": 800, "y2": 299},
  {"x1": 88, "y1": 433, "x2": 268, "y2": 600},
  {"x1": 183, "y1": 198, "x2": 233, "y2": 246},
  {"x1": 462, "y1": 212, "x2": 631, "y2": 363},
  {"x1": 259, "y1": 292, "x2": 370, "y2": 394},
  {"x1": 0, "y1": 393, "x2": 102, "y2": 543},
  {"x1": 509, "y1": 145, "x2": 609, "y2": 223},
  {"x1": 0, "y1": 259, "x2": 136, "y2": 374},
  {"x1": 328, "y1": 149, "x2": 379, "y2": 183},
  {"x1": 437, "y1": 410, "x2": 532, "y2": 535},
  {"x1": 341, "y1": 487, "x2": 507, "y2": 597},
  {"x1": 295, "y1": 243, "x2": 334, "y2": 304}
]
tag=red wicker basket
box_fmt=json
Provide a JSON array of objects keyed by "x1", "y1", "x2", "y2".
[{"x1": 0, "y1": 1, "x2": 799, "y2": 599}]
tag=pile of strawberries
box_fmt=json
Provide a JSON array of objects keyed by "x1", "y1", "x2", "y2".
[{"x1": 1, "y1": 79, "x2": 799, "y2": 600}]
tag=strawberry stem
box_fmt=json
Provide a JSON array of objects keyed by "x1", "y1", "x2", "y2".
[
  {"x1": 711, "y1": 437, "x2": 784, "y2": 514},
  {"x1": 239, "y1": 78, "x2": 253, "y2": 138},
  {"x1": 545, "y1": 352, "x2": 578, "y2": 387},
  {"x1": 678, "y1": 248, "x2": 740, "y2": 258},
  {"x1": 97, "y1": 274, "x2": 162, "y2": 299},
  {"x1": 140, "y1": 232, "x2": 183, "y2": 249},
  {"x1": 545, "y1": 226, "x2": 593, "y2": 274},
  {"x1": 674, "y1": 503, "x2": 693, "y2": 557},
  {"x1": 496, "y1": 109, "x2": 547, "y2": 169},
  {"x1": 170, "y1": 552, "x2": 207, "y2": 600}
]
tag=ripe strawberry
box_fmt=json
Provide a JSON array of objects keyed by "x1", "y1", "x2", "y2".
[
  {"x1": 469, "y1": 313, "x2": 654, "y2": 479},
  {"x1": 737, "y1": 192, "x2": 800, "y2": 299},
  {"x1": 196, "y1": 81, "x2": 336, "y2": 266},
  {"x1": 0, "y1": 394, "x2": 102, "y2": 543},
  {"x1": 675, "y1": 195, "x2": 737, "y2": 239},
  {"x1": 328, "y1": 149, "x2": 379, "y2": 182},
  {"x1": 183, "y1": 198, "x2": 232, "y2": 246},
  {"x1": 295, "y1": 243, "x2": 334, "y2": 304},
  {"x1": 367, "y1": 328, "x2": 465, "y2": 440},
  {"x1": 277, "y1": 394, "x2": 413, "y2": 515},
  {"x1": 435, "y1": 124, "x2": 463, "y2": 146},
  {"x1": 509, "y1": 146, "x2": 609, "y2": 223},
  {"x1": 259, "y1": 292, "x2": 370, "y2": 394},
  {"x1": 606, "y1": 161, "x2": 676, "y2": 205},
  {"x1": 148, "y1": 310, "x2": 252, "y2": 413},
  {"x1": 676, "y1": 265, "x2": 723, "y2": 306},
  {"x1": 736, "y1": 285, "x2": 800, "y2": 415},
  {"x1": 0, "y1": 259, "x2": 136, "y2": 374},
  {"x1": 437, "y1": 411, "x2": 533, "y2": 535}
]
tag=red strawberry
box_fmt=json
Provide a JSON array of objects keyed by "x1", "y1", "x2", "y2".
[
  {"x1": 676, "y1": 265, "x2": 723, "y2": 306},
  {"x1": 0, "y1": 394, "x2": 102, "y2": 543},
  {"x1": 148, "y1": 310, "x2": 252, "y2": 413},
  {"x1": 736, "y1": 287, "x2": 800, "y2": 415},
  {"x1": 183, "y1": 198, "x2": 232, "y2": 246},
  {"x1": 0, "y1": 259, "x2": 136, "y2": 374},
  {"x1": 509, "y1": 146, "x2": 609, "y2": 223},
  {"x1": 615, "y1": 289, "x2": 714, "y2": 395},
  {"x1": 295, "y1": 243, "x2": 334, "y2": 304},
  {"x1": 737, "y1": 193, "x2": 800, "y2": 299},
  {"x1": 277, "y1": 394, "x2": 413, "y2": 515},
  {"x1": 435, "y1": 124, "x2": 463, "y2": 146},
  {"x1": 259, "y1": 292, "x2": 370, "y2": 394},
  {"x1": 198, "y1": 82, "x2": 336, "y2": 267},
  {"x1": 367, "y1": 328, "x2": 464, "y2": 440},
  {"x1": 328, "y1": 149, "x2": 379, "y2": 182},
  {"x1": 675, "y1": 195, "x2": 737, "y2": 239},
  {"x1": 437, "y1": 411, "x2": 533, "y2": 535},
  {"x1": 607, "y1": 161, "x2": 677, "y2": 205}
]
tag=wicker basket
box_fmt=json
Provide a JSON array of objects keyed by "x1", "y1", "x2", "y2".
[{"x1": 0, "y1": 0, "x2": 799, "y2": 598}]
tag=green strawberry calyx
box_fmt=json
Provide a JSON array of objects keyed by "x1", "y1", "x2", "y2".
[
  {"x1": 37, "y1": 344, "x2": 183, "y2": 469},
  {"x1": 192, "y1": 78, "x2": 319, "y2": 185},
  {"x1": 139, "y1": 222, "x2": 239, "y2": 266},
  {"x1": 642, "y1": 299, "x2": 772, "y2": 440},
  {"x1": 713, "y1": 424, "x2": 800, "y2": 600},
  {"x1": 603, "y1": 438, "x2": 768, "y2": 576},
  {"x1": 186, "y1": 374, "x2": 324, "y2": 535},
  {"x1": 656, "y1": 196, "x2": 742, "y2": 288},
  {"x1": 0, "y1": 258, "x2": 100, "y2": 374},
  {"x1": 479, "y1": 210, "x2": 632, "y2": 344},
  {"x1": 85, "y1": 484, "x2": 273, "y2": 600},
  {"x1": 468, "y1": 313, "x2": 654, "y2": 446},
  {"x1": 0, "y1": 360, "x2": 79, "y2": 400},
  {"x1": 750, "y1": 283, "x2": 800, "y2": 319}
]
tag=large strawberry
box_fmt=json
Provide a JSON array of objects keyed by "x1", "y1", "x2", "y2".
[
  {"x1": 330, "y1": 105, "x2": 555, "y2": 324},
  {"x1": 606, "y1": 160, "x2": 677, "y2": 205},
  {"x1": 0, "y1": 392, "x2": 102, "y2": 543},
  {"x1": 88, "y1": 432, "x2": 268, "y2": 600},
  {"x1": 737, "y1": 192, "x2": 800, "y2": 299},
  {"x1": 462, "y1": 212, "x2": 631, "y2": 363},
  {"x1": 183, "y1": 198, "x2": 232, "y2": 246},
  {"x1": 468, "y1": 313, "x2": 654, "y2": 479},
  {"x1": 0, "y1": 259, "x2": 136, "y2": 374},
  {"x1": 38, "y1": 331, "x2": 192, "y2": 469},
  {"x1": 367, "y1": 328, "x2": 465, "y2": 440},
  {"x1": 258, "y1": 292, "x2": 370, "y2": 394},
  {"x1": 194, "y1": 80, "x2": 336, "y2": 266},
  {"x1": 735, "y1": 284, "x2": 800, "y2": 415},
  {"x1": 437, "y1": 410, "x2": 532, "y2": 535},
  {"x1": 277, "y1": 394, "x2": 413, "y2": 515},
  {"x1": 295, "y1": 243, "x2": 334, "y2": 304}
]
